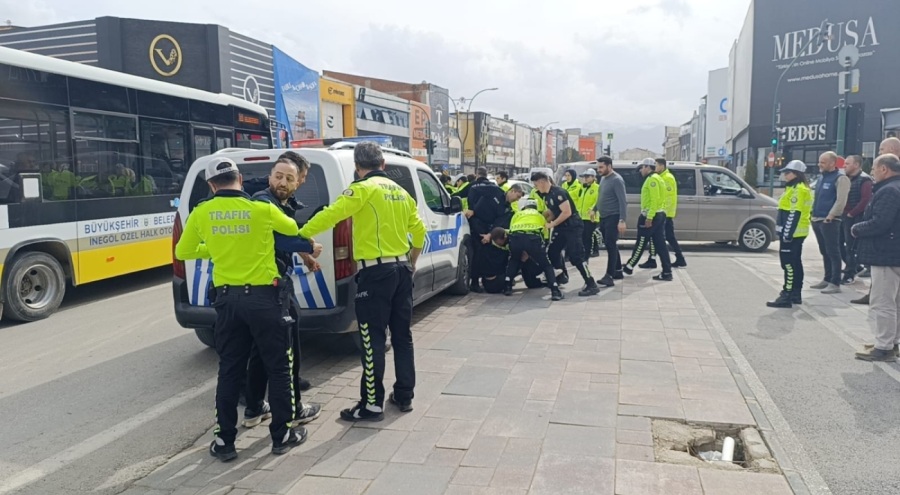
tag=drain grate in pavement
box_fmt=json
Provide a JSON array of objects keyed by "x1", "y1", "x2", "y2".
[{"x1": 652, "y1": 419, "x2": 780, "y2": 474}]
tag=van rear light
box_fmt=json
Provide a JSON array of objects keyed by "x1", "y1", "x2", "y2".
[
  {"x1": 333, "y1": 218, "x2": 355, "y2": 280},
  {"x1": 243, "y1": 156, "x2": 271, "y2": 162},
  {"x1": 172, "y1": 212, "x2": 186, "y2": 279}
]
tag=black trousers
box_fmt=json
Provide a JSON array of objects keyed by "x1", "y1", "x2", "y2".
[
  {"x1": 599, "y1": 215, "x2": 623, "y2": 277},
  {"x1": 664, "y1": 218, "x2": 684, "y2": 261},
  {"x1": 522, "y1": 259, "x2": 545, "y2": 288},
  {"x1": 245, "y1": 286, "x2": 303, "y2": 412},
  {"x1": 841, "y1": 216, "x2": 861, "y2": 275},
  {"x1": 548, "y1": 224, "x2": 594, "y2": 283},
  {"x1": 627, "y1": 213, "x2": 672, "y2": 274},
  {"x1": 812, "y1": 220, "x2": 843, "y2": 285},
  {"x1": 779, "y1": 237, "x2": 806, "y2": 295},
  {"x1": 355, "y1": 262, "x2": 415, "y2": 407},
  {"x1": 507, "y1": 233, "x2": 557, "y2": 289},
  {"x1": 212, "y1": 286, "x2": 294, "y2": 445},
  {"x1": 468, "y1": 220, "x2": 491, "y2": 285},
  {"x1": 582, "y1": 220, "x2": 599, "y2": 258},
  {"x1": 482, "y1": 275, "x2": 506, "y2": 294}
]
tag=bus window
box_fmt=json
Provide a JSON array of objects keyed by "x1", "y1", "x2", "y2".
[
  {"x1": 141, "y1": 120, "x2": 187, "y2": 195},
  {"x1": 0, "y1": 102, "x2": 70, "y2": 202},
  {"x1": 236, "y1": 132, "x2": 271, "y2": 150},
  {"x1": 216, "y1": 130, "x2": 232, "y2": 151},
  {"x1": 193, "y1": 128, "x2": 214, "y2": 159},
  {"x1": 72, "y1": 111, "x2": 139, "y2": 198}
]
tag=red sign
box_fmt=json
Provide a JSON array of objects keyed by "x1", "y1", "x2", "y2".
[
  {"x1": 767, "y1": 152, "x2": 776, "y2": 167},
  {"x1": 578, "y1": 137, "x2": 597, "y2": 161}
]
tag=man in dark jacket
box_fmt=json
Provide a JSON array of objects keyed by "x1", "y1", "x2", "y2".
[
  {"x1": 852, "y1": 152, "x2": 900, "y2": 362},
  {"x1": 242, "y1": 152, "x2": 323, "y2": 426},
  {"x1": 841, "y1": 155, "x2": 874, "y2": 284},
  {"x1": 464, "y1": 168, "x2": 522, "y2": 292}
]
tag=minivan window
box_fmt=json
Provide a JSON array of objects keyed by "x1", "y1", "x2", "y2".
[
  {"x1": 671, "y1": 170, "x2": 697, "y2": 196},
  {"x1": 417, "y1": 170, "x2": 446, "y2": 213},
  {"x1": 701, "y1": 170, "x2": 743, "y2": 196},
  {"x1": 187, "y1": 161, "x2": 330, "y2": 225},
  {"x1": 384, "y1": 164, "x2": 417, "y2": 203},
  {"x1": 618, "y1": 169, "x2": 644, "y2": 195}
]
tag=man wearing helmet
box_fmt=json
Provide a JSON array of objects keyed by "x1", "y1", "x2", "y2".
[{"x1": 494, "y1": 199, "x2": 564, "y2": 301}]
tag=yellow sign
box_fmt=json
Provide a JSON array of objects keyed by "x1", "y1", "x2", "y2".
[
  {"x1": 319, "y1": 78, "x2": 354, "y2": 105},
  {"x1": 149, "y1": 34, "x2": 182, "y2": 77}
]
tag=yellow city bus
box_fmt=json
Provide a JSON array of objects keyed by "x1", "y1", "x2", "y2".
[{"x1": 0, "y1": 46, "x2": 272, "y2": 321}]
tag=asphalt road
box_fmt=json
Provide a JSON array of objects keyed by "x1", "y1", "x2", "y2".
[
  {"x1": 0, "y1": 267, "x2": 219, "y2": 495},
  {"x1": 689, "y1": 254, "x2": 900, "y2": 495}
]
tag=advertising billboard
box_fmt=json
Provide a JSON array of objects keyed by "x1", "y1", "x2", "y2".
[
  {"x1": 750, "y1": 0, "x2": 899, "y2": 148},
  {"x1": 515, "y1": 124, "x2": 532, "y2": 169},
  {"x1": 705, "y1": 68, "x2": 729, "y2": 159},
  {"x1": 578, "y1": 137, "x2": 597, "y2": 161},
  {"x1": 273, "y1": 47, "x2": 319, "y2": 146},
  {"x1": 410, "y1": 102, "x2": 431, "y2": 162},
  {"x1": 428, "y1": 87, "x2": 451, "y2": 163},
  {"x1": 485, "y1": 116, "x2": 516, "y2": 167}
]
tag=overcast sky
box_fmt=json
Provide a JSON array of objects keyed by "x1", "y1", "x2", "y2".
[{"x1": 4, "y1": 0, "x2": 749, "y2": 129}]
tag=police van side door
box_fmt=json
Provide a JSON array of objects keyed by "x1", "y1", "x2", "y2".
[
  {"x1": 416, "y1": 169, "x2": 462, "y2": 291},
  {"x1": 383, "y1": 163, "x2": 433, "y2": 302}
]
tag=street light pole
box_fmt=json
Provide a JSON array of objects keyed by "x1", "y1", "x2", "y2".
[{"x1": 769, "y1": 18, "x2": 829, "y2": 196}]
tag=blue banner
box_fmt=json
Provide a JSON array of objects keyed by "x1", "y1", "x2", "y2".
[{"x1": 273, "y1": 47, "x2": 320, "y2": 146}]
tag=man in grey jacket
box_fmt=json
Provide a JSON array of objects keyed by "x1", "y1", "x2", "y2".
[
  {"x1": 810, "y1": 151, "x2": 850, "y2": 294},
  {"x1": 594, "y1": 156, "x2": 628, "y2": 287}
]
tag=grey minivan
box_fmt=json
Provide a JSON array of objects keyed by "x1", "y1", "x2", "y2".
[{"x1": 612, "y1": 161, "x2": 779, "y2": 252}]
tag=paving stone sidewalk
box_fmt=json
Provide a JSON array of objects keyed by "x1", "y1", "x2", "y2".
[{"x1": 125, "y1": 259, "x2": 800, "y2": 495}]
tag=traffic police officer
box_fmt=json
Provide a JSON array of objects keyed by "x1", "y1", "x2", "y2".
[
  {"x1": 638, "y1": 159, "x2": 686, "y2": 269},
  {"x1": 497, "y1": 199, "x2": 564, "y2": 301},
  {"x1": 175, "y1": 158, "x2": 309, "y2": 461},
  {"x1": 496, "y1": 171, "x2": 511, "y2": 191},
  {"x1": 534, "y1": 171, "x2": 600, "y2": 296},
  {"x1": 767, "y1": 160, "x2": 813, "y2": 308},
  {"x1": 577, "y1": 169, "x2": 601, "y2": 258},
  {"x1": 298, "y1": 142, "x2": 427, "y2": 422},
  {"x1": 624, "y1": 158, "x2": 673, "y2": 281}
]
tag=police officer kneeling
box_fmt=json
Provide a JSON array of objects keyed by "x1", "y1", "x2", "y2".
[
  {"x1": 497, "y1": 199, "x2": 564, "y2": 301},
  {"x1": 175, "y1": 158, "x2": 310, "y2": 462},
  {"x1": 298, "y1": 142, "x2": 427, "y2": 421}
]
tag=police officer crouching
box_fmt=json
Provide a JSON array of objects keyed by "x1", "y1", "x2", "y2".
[
  {"x1": 298, "y1": 142, "x2": 427, "y2": 421},
  {"x1": 175, "y1": 158, "x2": 311, "y2": 462},
  {"x1": 495, "y1": 199, "x2": 564, "y2": 301}
]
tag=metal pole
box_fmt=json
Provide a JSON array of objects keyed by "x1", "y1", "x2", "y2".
[
  {"x1": 769, "y1": 18, "x2": 829, "y2": 197},
  {"x1": 836, "y1": 98, "x2": 847, "y2": 156}
]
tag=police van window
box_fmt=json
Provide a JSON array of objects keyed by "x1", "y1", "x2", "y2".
[
  {"x1": 701, "y1": 170, "x2": 742, "y2": 196},
  {"x1": 672, "y1": 170, "x2": 697, "y2": 196},
  {"x1": 384, "y1": 165, "x2": 417, "y2": 203},
  {"x1": 416, "y1": 170, "x2": 445, "y2": 213},
  {"x1": 617, "y1": 169, "x2": 644, "y2": 195},
  {"x1": 293, "y1": 164, "x2": 329, "y2": 224}
]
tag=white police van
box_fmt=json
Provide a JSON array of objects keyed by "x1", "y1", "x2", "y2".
[{"x1": 172, "y1": 143, "x2": 471, "y2": 347}]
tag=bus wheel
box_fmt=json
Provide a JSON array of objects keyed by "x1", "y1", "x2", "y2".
[{"x1": 3, "y1": 252, "x2": 66, "y2": 322}]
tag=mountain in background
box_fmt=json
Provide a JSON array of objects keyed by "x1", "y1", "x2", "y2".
[{"x1": 579, "y1": 120, "x2": 668, "y2": 154}]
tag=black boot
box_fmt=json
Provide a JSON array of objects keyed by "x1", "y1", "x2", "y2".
[
  {"x1": 597, "y1": 275, "x2": 615, "y2": 287},
  {"x1": 652, "y1": 273, "x2": 673, "y2": 282},
  {"x1": 556, "y1": 272, "x2": 569, "y2": 285},
  {"x1": 503, "y1": 283, "x2": 513, "y2": 296},
  {"x1": 469, "y1": 280, "x2": 484, "y2": 294},
  {"x1": 766, "y1": 292, "x2": 793, "y2": 308},
  {"x1": 578, "y1": 280, "x2": 600, "y2": 297},
  {"x1": 551, "y1": 288, "x2": 564, "y2": 301},
  {"x1": 639, "y1": 259, "x2": 657, "y2": 269},
  {"x1": 791, "y1": 292, "x2": 802, "y2": 304},
  {"x1": 672, "y1": 258, "x2": 687, "y2": 268}
]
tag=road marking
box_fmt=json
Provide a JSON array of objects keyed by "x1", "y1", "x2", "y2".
[
  {"x1": 0, "y1": 377, "x2": 216, "y2": 495},
  {"x1": 680, "y1": 269, "x2": 832, "y2": 495}
]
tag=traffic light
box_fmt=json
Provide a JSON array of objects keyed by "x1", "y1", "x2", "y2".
[
  {"x1": 425, "y1": 139, "x2": 435, "y2": 155},
  {"x1": 604, "y1": 145, "x2": 611, "y2": 156}
]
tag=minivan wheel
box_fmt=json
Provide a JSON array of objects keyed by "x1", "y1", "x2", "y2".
[
  {"x1": 444, "y1": 238, "x2": 470, "y2": 296},
  {"x1": 194, "y1": 328, "x2": 216, "y2": 348},
  {"x1": 739, "y1": 222, "x2": 772, "y2": 252}
]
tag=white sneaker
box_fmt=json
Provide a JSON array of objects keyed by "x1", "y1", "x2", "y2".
[{"x1": 810, "y1": 280, "x2": 829, "y2": 290}]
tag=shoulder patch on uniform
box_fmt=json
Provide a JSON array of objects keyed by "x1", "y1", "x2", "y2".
[
  {"x1": 342, "y1": 188, "x2": 354, "y2": 197},
  {"x1": 557, "y1": 195, "x2": 564, "y2": 201},
  {"x1": 791, "y1": 196, "x2": 798, "y2": 203},
  {"x1": 650, "y1": 182, "x2": 657, "y2": 187}
]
